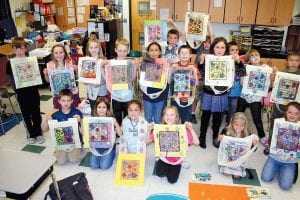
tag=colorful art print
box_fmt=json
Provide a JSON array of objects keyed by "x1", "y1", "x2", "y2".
[
  {"x1": 115, "y1": 153, "x2": 146, "y2": 186},
  {"x1": 112, "y1": 65, "x2": 128, "y2": 84},
  {"x1": 276, "y1": 79, "x2": 299, "y2": 100},
  {"x1": 153, "y1": 124, "x2": 187, "y2": 157},
  {"x1": 208, "y1": 61, "x2": 227, "y2": 80},
  {"x1": 48, "y1": 118, "x2": 81, "y2": 150},
  {"x1": 271, "y1": 72, "x2": 300, "y2": 105},
  {"x1": 270, "y1": 118, "x2": 300, "y2": 160},
  {"x1": 144, "y1": 63, "x2": 163, "y2": 82},
  {"x1": 185, "y1": 12, "x2": 209, "y2": 41},
  {"x1": 84, "y1": 117, "x2": 114, "y2": 149},
  {"x1": 174, "y1": 73, "x2": 191, "y2": 92},
  {"x1": 49, "y1": 68, "x2": 75, "y2": 96},
  {"x1": 147, "y1": 25, "x2": 162, "y2": 43},
  {"x1": 205, "y1": 55, "x2": 234, "y2": 87},
  {"x1": 10, "y1": 57, "x2": 42, "y2": 89},
  {"x1": 159, "y1": 131, "x2": 180, "y2": 152},
  {"x1": 241, "y1": 65, "x2": 271, "y2": 97},
  {"x1": 224, "y1": 141, "x2": 248, "y2": 162},
  {"x1": 78, "y1": 57, "x2": 101, "y2": 84},
  {"x1": 54, "y1": 126, "x2": 75, "y2": 145}
]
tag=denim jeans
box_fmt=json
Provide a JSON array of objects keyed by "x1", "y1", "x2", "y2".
[
  {"x1": 261, "y1": 156, "x2": 296, "y2": 190},
  {"x1": 143, "y1": 99, "x2": 166, "y2": 123},
  {"x1": 171, "y1": 100, "x2": 192, "y2": 123},
  {"x1": 226, "y1": 97, "x2": 238, "y2": 124},
  {"x1": 90, "y1": 146, "x2": 116, "y2": 170}
]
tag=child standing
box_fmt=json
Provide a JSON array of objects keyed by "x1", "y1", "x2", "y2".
[
  {"x1": 236, "y1": 49, "x2": 272, "y2": 147},
  {"x1": 226, "y1": 41, "x2": 246, "y2": 124},
  {"x1": 90, "y1": 97, "x2": 122, "y2": 169},
  {"x1": 44, "y1": 44, "x2": 80, "y2": 109},
  {"x1": 121, "y1": 100, "x2": 148, "y2": 154},
  {"x1": 151, "y1": 106, "x2": 199, "y2": 183},
  {"x1": 141, "y1": 42, "x2": 169, "y2": 123},
  {"x1": 43, "y1": 89, "x2": 83, "y2": 165},
  {"x1": 109, "y1": 38, "x2": 136, "y2": 125},
  {"x1": 198, "y1": 37, "x2": 229, "y2": 149},
  {"x1": 169, "y1": 45, "x2": 198, "y2": 123},
  {"x1": 85, "y1": 39, "x2": 107, "y2": 111},
  {"x1": 6, "y1": 37, "x2": 44, "y2": 144},
  {"x1": 261, "y1": 102, "x2": 300, "y2": 190},
  {"x1": 218, "y1": 112, "x2": 258, "y2": 178},
  {"x1": 264, "y1": 52, "x2": 300, "y2": 155}
]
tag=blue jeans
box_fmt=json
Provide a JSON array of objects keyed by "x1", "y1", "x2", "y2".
[
  {"x1": 171, "y1": 100, "x2": 191, "y2": 123},
  {"x1": 90, "y1": 145, "x2": 116, "y2": 169},
  {"x1": 226, "y1": 97, "x2": 238, "y2": 123},
  {"x1": 261, "y1": 156, "x2": 296, "y2": 190},
  {"x1": 143, "y1": 99, "x2": 166, "y2": 123}
]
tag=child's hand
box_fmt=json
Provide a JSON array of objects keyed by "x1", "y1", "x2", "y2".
[
  {"x1": 73, "y1": 114, "x2": 81, "y2": 122},
  {"x1": 232, "y1": 54, "x2": 240, "y2": 63},
  {"x1": 272, "y1": 66, "x2": 278, "y2": 73},
  {"x1": 200, "y1": 54, "x2": 206, "y2": 64},
  {"x1": 218, "y1": 135, "x2": 224, "y2": 141},
  {"x1": 148, "y1": 122, "x2": 154, "y2": 131},
  {"x1": 252, "y1": 138, "x2": 258, "y2": 146},
  {"x1": 184, "y1": 122, "x2": 193, "y2": 130}
]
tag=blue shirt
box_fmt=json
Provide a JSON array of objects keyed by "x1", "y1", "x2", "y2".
[{"x1": 51, "y1": 108, "x2": 83, "y2": 122}]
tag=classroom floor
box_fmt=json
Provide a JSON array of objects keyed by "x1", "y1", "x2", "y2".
[{"x1": 0, "y1": 86, "x2": 299, "y2": 200}]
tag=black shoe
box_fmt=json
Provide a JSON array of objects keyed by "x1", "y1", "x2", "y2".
[
  {"x1": 191, "y1": 114, "x2": 197, "y2": 124},
  {"x1": 212, "y1": 139, "x2": 220, "y2": 148},
  {"x1": 263, "y1": 147, "x2": 270, "y2": 155},
  {"x1": 199, "y1": 138, "x2": 206, "y2": 149}
]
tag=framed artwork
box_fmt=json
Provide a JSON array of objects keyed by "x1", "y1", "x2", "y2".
[
  {"x1": 83, "y1": 117, "x2": 115, "y2": 149},
  {"x1": 205, "y1": 55, "x2": 235, "y2": 87},
  {"x1": 48, "y1": 118, "x2": 81, "y2": 150},
  {"x1": 153, "y1": 124, "x2": 187, "y2": 158},
  {"x1": 106, "y1": 60, "x2": 133, "y2": 91},
  {"x1": 270, "y1": 72, "x2": 300, "y2": 105},
  {"x1": 218, "y1": 135, "x2": 255, "y2": 168},
  {"x1": 10, "y1": 56, "x2": 42, "y2": 89},
  {"x1": 185, "y1": 12, "x2": 209, "y2": 42},
  {"x1": 144, "y1": 20, "x2": 167, "y2": 47},
  {"x1": 49, "y1": 68, "x2": 76, "y2": 96},
  {"x1": 270, "y1": 118, "x2": 300, "y2": 160},
  {"x1": 78, "y1": 57, "x2": 101, "y2": 84},
  {"x1": 170, "y1": 66, "x2": 197, "y2": 107},
  {"x1": 241, "y1": 65, "x2": 272, "y2": 97},
  {"x1": 115, "y1": 153, "x2": 146, "y2": 186},
  {"x1": 139, "y1": 58, "x2": 169, "y2": 89}
]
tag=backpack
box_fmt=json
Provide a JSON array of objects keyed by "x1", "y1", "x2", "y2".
[{"x1": 44, "y1": 172, "x2": 93, "y2": 200}]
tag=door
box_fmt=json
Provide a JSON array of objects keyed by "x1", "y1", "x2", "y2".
[
  {"x1": 224, "y1": 0, "x2": 241, "y2": 23},
  {"x1": 156, "y1": 0, "x2": 174, "y2": 20},
  {"x1": 174, "y1": 0, "x2": 193, "y2": 21},
  {"x1": 208, "y1": 0, "x2": 225, "y2": 23},
  {"x1": 273, "y1": 0, "x2": 295, "y2": 26},
  {"x1": 130, "y1": 0, "x2": 156, "y2": 51},
  {"x1": 256, "y1": 0, "x2": 276, "y2": 25},
  {"x1": 193, "y1": 0, "x2": 209, "y2": 14},
  {"x1": 240, "y1": 0, "x2": 258, "y2": 24}
]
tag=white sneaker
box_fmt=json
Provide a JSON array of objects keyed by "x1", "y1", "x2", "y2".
[
  {"x1": 36, "y1": 136, "x2": 45, "y2": 144},
  {"x1": 28, "y1": 138, "x2": 36, "y2": 144}
]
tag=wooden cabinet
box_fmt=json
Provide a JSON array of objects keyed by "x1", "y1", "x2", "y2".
[
  {"x1": 54, "y1": 0, "x2": 76, "y2": 31},
  {"x1": 285, "y1": 25, "x2": 300, "y2": 52},
  {"x1": 256, "y1": 0, "x2": 295, "y2": 26},
  {"x1": 156, "y1": 0, "x2": 174, "y2": 20},
  {"x1": 174, "y1": 0, "x2": 193, "y2": 21},
  {"x1": 75, "y1": 0, "x2": 104, "y2": 28},
  {"x1": 261, "y1": 58, "x2": 287, "y2": 71},
  {"x1": 194, "y1": 0, "x2": 225, "y2": 23},
  {"x1": 224, "y1": 0, "x2": 258, "y2": 24}
]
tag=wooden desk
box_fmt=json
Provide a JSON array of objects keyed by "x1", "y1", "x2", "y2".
[
  {"x1": 0, "y1": 44, "x2": 14, "y2": 57},
  {"x1": 0, "y1": 148, "x2": 57, "y2": 199}
]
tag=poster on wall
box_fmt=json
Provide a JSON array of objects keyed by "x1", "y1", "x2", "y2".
[
  {"x1": 270, "y1": 118, "x2": 300, "y2": 160},
  {"x1": 48, "y1": 118, "x2": 81, "y2": 150},
  {"x1": 241, "y1": 64, "x2": 272, "y2": 97},
  {"x1": 10, "y1": 56, "x2": 42, "y2": 89},
  {"x1": 270, "y1": 72, "x2": 300, "y2": 105},
  {"x1": 204, "y1": 55, "x2": 235, "y2": 87}
]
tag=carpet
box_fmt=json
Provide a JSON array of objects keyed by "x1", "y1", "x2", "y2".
[
  {"x1": 232, "y1": 168, "x2": 261, "y2": 186},
  {"x1": 79, "y1": 152, "x2": 91, "y2": 167},
  {"x1": 0, "y1": 113, "x2": 23, "y2": 135},
  {"x1": 189, "y1": 183, "x2": 248, "y2": 200},
  {"x1": 40, "y1": 95, "x2": 52, "y2": 101},
  {"x1": 21, "y1": 144, "x2": 46, "y2": 154}
]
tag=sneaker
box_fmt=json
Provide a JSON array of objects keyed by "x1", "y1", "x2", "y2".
[
  {"x1": 36, "y1": 136, "x2": 45, "y2": 144},
  {"x1": 263, "y1": 147, "x2": 270, "y2": 156},
  {"x1": 182, "y1": 161, "x2": 190, "y2": 169},
  {"x1": 28, "y1": 138, "x2": 36, "y2": 144},
  {"x1": 191, "y1": 114, "x2": 197, "y2": 124},
  {"x1": 260, "y1": 137, "x2": 269, "y2": 148}
]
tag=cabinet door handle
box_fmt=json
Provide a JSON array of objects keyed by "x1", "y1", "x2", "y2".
[
  {"x1": 274, "y1": 18, "x2": 277, "y2": 24},
  {"x1": 270, "y1": 18, "x2": 273, "y2": 23},
  {"x1": 176, "y1": 14, "x2": 178, "y2": 20},
  {"x1": 237, "y1": 16, "x2": 239, "y2": 22},
  {"x1": 240, "y1": 16, "x2": 243, "y2": 22},
  {"x1": 171, "y1": 14, "x2": 174, "y2": 20}
]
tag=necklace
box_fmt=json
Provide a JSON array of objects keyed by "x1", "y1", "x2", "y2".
[{"x1": 130, "y1": 118, "x2": 138, "y2": 128}]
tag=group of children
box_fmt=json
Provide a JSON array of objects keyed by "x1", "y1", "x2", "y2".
[{"x1": 5, "y1": 20, "x2": 300, "y2": 190}]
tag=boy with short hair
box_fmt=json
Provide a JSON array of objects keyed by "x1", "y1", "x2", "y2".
[
  {"x1": 6, "y1": 37, "x2": 44, "y2": 144},
  {"x1": 43, "y1": 89, "x2": 83, "y2": 165}
]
